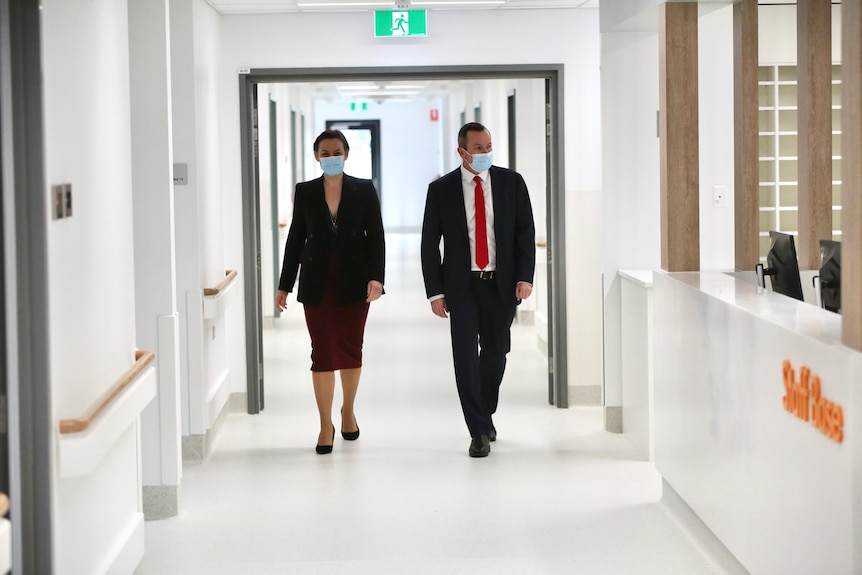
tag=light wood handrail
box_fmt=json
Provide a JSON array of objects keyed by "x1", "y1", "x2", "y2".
[
  {"x1": 59, "y1": 350, "x2": 155, "y2": 434},
  {"x1": 0, "y1": 493, "x2": 8, "y2": 516},
  {"x1": 203, "y1": 269, "x2": 237, "y2": 297},
  {"x1": 536, "y1": 241, "x2": 547, "y2": 248}
]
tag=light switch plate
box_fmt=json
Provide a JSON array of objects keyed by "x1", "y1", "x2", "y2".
[{"x1": 713, "y1": 185, "x2": 727, "y2": 208}]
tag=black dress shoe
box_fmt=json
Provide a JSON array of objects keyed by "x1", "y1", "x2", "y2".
[
  {"x1": 341, "y1": 409, "x2": 360, "y2": 440},
  {"x1": 341, "y1": 419, "x2": 360, "y2": 441},
  {"x1": 316, "y1": 426, "x2": 335, "y2": 455},
  {"x1": 469, "y1": 435, "x2": 491, "y2": 458},
  {"x1": 489, "y1": 423, "x2": 497, "y2": 442}
]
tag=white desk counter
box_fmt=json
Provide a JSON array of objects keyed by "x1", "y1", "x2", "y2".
[{"x1": 653, "y1": 271, "x2": 861, "y2": 574}]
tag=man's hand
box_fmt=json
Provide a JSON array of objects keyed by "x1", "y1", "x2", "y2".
[
  {"x1": 430, "y1": 298, "x2": 448, "y2": 318},
  {"x1": 516, "y1": 282, "x2": 533, "y2": 301},
  {"x1": 366, "y1": 280, "x2": 384, "y2": 302},
  {"x1": 275, "y1": 290, "x2": 289, "y2": 312}
]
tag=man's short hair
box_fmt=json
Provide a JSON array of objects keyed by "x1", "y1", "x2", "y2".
[{"x1": 457, "y1": 122, "x2": 489, "y2": 149}]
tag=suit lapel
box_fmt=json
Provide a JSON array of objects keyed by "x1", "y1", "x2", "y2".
[
  {"x1": 450, "y1": 171, "x2": 469, "y2": 241},
  {"x1": 489, "y1": 167, "x2": 507, "y2": 233}
]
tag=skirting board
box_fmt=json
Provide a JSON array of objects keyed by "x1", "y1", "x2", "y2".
[
  {"x1": 182, "y1": 389, "x2": 231, "y2": 463},
  {"x1": 661, "y1": 480, "x2": 749, "y2": 574},
  {"x1": 604, "y1": 405, "x2": 622, "y2": 433},
  {"x1": 100, "y1": 512, "x2": 144, "y2": 575},
  {"x1": 143, "y1": 485, "x2": 179, "y2": 521},
  {"x1": 569, "y1": 385, "x2": 602, "y2": 405}
]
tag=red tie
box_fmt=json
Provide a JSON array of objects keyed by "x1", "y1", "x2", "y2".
[{"x1": 473, "y1": 175, "x2": 489, "y2": 270}]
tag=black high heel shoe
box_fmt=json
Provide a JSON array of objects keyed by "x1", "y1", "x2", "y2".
[
  {"x1": 341, "y1": 409, "x2": 360, "y2": 441},
  {"x1": 316, "y1": 426, "x2": 335, "y2": 455}
]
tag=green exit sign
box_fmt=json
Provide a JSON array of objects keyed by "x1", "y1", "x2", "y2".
[{"x1": 374, "y1": 10, "x2": 427, "y2": 37}]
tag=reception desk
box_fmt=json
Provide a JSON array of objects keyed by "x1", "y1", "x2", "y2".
[{"x1": 653, "y1": 271, "x2": 861, "y2": 574}]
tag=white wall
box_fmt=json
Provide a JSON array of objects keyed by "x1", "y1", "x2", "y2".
[
  {"x1": 698, "y1": 5, "x2": 736, "y2": 272},
  {"x1": 41, "y1": 0, "x2": 143, "y2": 571},
  {"x1": 173, "y1": 0, "x2": 235, "y2": 429},
  {"x1": 171, "y1": 0, "x2": 203, "y2": 435},
  {"x1": 601, "y1": 26, "x2": 661, "y2": 412},
  {"x1": 217, "y1": 8, "x2": 603, "y2": 397},
  {"x1": 758, "y1": 4, "x2": 843, "y2": 64}
]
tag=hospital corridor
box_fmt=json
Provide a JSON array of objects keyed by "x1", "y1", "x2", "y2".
[{"x1": 138, "y1": 234, "x2": 735, "y2": 575}]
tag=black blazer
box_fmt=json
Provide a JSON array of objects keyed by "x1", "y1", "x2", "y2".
[
  {"x1": 421, "y1": 166, "x2": 535, "y2": 310},
  {"x1": 278, "y1": 175, "x2": 385, "y2": 306}
]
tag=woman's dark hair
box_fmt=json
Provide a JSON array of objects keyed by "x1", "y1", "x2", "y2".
[
  {"x1": 313, "y1": 129, "x2": 350, "y2": 153},
  {"x1": 457, "y1": 122, "x2": 488, "y2": 149}
]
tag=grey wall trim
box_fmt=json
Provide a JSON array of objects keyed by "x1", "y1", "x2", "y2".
[
  {"x1": 238, "y1": 64, "x2": 569, "y2": 409},
  {"x1": 0, "y1": 0, "x2": 54, "y2": 571},
  {"x1": 547, "y1": 67, "x2": 568, "y2": 408},
  {"x1": 239, "y1": 78, "x2": 264, "y2": 414},
  {"x1": 143, "y1": 485, "x2": 180, "y2": 521},
  {"x1": 604, "y1": 405, "x2": 623, "y2": 433},
  {"x1": 181, "y1": 393, "x2": 232, "y2": 463}
]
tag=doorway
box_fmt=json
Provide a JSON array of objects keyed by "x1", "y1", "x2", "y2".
[
  {"x1": 1, "y1": 0, "x2": 54, "y2": 571},
  {"x1": 239, "y1": 65, "x2": 568, "y2": 414}
]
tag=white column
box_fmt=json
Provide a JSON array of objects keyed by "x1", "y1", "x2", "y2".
[{"x1": 128, "y1": 0, "x2": 183, "y2": 518}]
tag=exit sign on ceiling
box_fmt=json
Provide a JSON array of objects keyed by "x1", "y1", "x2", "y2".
[{"x1": 374, "y1": 10, "x2": 427, "y2": 37}]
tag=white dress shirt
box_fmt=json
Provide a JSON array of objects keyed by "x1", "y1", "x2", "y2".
[{"x1": 461, "y1": 165, "x2": 496, "y2": 271}]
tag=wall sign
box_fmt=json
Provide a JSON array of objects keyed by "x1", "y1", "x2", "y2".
[
  {"x1": 782, "y1": 360, "x2": 844, "y2": 443},
  {"x1": 374, "y1": 10, "x2": 427, "y2": 37}
]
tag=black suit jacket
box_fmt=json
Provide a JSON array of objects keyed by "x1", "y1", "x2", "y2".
[
  {"x1": 421, "y1": 166, "x2": 535, "y2": 311},
  {"x1": 278, "y1": 175, "x2": 385, "y2": 306}
]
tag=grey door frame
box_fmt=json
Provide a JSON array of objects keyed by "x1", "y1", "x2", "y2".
[
  {"x1": 1, "y1": 0, "x2": 55, "y2": 571},
  {"x1": 239, "y1": 65, "x2": 569, "y2": 410}
]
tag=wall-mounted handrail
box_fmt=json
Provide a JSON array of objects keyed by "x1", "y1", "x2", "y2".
[
  {"x1": 59, "y1": 350, "x2": 155, "y2": 434},
  {"x1": 0, "y1": 493, "x2": 7, "y2": 516},
  {"x1": 536, "y1": 241, "x2": 547, "y2": 248},
  {"x1": 203, "y1": 269, "x2": 237, "y2": 297}
]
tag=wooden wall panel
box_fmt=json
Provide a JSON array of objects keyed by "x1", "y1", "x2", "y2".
[
  {"x1": 796, "y1": 0, "x2": 833, "y2": 269},
  {"x1": 659, "y1": 2, "x2": 700, "y2": 272},
  {"x1": 843, "y1": 0, "x2": 862, "y2": 351},
  {"x1": 733, "y1": 0, "x2": 759, "y2": 271}
]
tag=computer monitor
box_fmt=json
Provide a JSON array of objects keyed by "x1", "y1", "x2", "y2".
[
  {"x1": 755, "y1": 231, "x2": 804, "y2": 301},
  {"x1": 816, "y1": 240, "x2": 841, "y2": 313}
]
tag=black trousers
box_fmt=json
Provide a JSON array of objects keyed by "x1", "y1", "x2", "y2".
[{"x1": 449, "y1": 276, "x2": 517, "y2": 438}]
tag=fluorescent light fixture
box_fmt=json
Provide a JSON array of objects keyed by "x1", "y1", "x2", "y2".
[
  {"x1": 339, "y1": 85, "x2": 382, "y2": 90},
  {"x1": 412, "y1": 1, "x2": 504, "y2": 5},
  {"x1": 297, "y1": 2, "x2": 392, "y2": 6}
]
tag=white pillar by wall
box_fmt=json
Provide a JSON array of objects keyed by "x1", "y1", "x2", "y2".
[
  {"x1": 128, "y1": 0, "x2": 183, "y2": 519},
  {"x1": 601, "y1": 25, "x2": 661, "y2": 431}
]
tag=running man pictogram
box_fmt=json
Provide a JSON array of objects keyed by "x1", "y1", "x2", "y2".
[{"x1": 391, "y1": 12, "x2": 408, "y2": 35}]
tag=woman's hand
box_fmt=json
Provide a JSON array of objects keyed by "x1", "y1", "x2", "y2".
[
  {"x1": 275, "y1": 290, "x2": 289, "y2": 312},
  {"x1": 366, "y1": 280, "x2": 383, "y2": 302}
]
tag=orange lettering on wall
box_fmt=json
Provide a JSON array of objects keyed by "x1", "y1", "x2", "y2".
[{"x1": 782, "y1": 361, "x2": 843, "y2": 444}]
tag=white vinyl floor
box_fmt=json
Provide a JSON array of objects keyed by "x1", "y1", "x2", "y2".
[{"x1": 139, "y1": 233, "x2": 742, "y2": 575}]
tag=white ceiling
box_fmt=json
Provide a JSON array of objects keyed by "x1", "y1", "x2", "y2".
[{"x1": 207, "y1": 0, "x2": 599, "y2": 15}]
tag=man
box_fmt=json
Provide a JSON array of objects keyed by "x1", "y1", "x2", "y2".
[{"x1": 421, "y1": 122, "x2": 536, "y2": 458}]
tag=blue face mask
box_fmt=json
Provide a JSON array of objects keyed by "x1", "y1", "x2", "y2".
[
  {"x1": 320, "y1": 156, "x2": 345, "y2": 176},
  {"x1": 469, "y1": 152, "x2": 493, "y2": 173}
]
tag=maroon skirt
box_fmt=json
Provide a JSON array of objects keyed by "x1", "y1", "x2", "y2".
[{"x1": 303, "y1": 255, "x2": 370, "y2": 372}]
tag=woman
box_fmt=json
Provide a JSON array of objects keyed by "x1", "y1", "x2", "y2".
[{"x1": 275, "y1": 129, "x2": 385, "y2": 454}]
